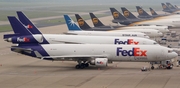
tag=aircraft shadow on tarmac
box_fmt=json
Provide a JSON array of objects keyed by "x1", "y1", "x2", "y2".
[{"x1": 15, "y1": 63, "x2": 148, "y2": 72}]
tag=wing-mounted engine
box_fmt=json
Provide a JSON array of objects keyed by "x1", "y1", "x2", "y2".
[
  {"x1": 4, "y1": 35, "x2": 43, "y2": 44},
  {"x1": 89, "y1": 58, "x2": 108, "y2": 66}
]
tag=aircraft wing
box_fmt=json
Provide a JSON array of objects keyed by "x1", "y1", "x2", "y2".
[
  {"x1": 63, "y1": 32, "x2": 78, "y2": 35},
  {"x1": 51, "y1": 40, "x2": 82, "y2": 44},
  {"x1": 34, "y1": 51, "x2": 108, "y2": 60}
]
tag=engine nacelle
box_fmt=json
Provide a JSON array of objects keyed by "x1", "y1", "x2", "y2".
[
  {"x1": 90, "y1": 58, "x2": 108, "y2": 66},
  {"x1": 5, "y1": 35, "x2": 43, "y2": 44}
]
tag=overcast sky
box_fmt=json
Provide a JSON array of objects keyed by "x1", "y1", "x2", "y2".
[{"x1": 0, "y1": 0, "x2": 180, "y2": 5}]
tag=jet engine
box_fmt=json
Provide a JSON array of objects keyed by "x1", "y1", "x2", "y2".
[
  {"x1": 89, "y1": 58, "x2": 108, "y2": 66},
  {"x1": 5, "y1": 35, "x2": 43, "y2": 44}
]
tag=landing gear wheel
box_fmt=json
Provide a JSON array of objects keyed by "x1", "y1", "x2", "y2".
[
  {"x1": 85, "y1": 63, "x2": 89, "y2": 67},
  {"x1": 151, "y1": 66, "x2": 154, "y2": 70},
  {"x1": 80, "y1": 64, "x2": 85, "y2": 69},
  {"x1": 75, "y1": 65, "x2": 80, "y2": 69}
]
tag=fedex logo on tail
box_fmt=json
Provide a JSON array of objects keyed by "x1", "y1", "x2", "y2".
[
  {"x1": 25, "y1": 24, "x2": 33, "y2": 29},
  {"x1": 17, "y1": 37, "x2": 30, "y2": 42},
  {"x1": 114, "y1": 39, "x2": 139, "y2": 45},
  {"x1": 116, "y1": 47, "x2": 147, "y2": 56}
]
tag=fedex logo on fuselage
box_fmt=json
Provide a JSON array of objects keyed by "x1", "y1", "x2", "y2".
[
  {"x1": 114, "y1": 39, "x2": 139, "y2": 45},
  {"x1": 97, "y1": 61, "x2": 103, "y2": 64},
  {"x1": 116, "y1": 47, "x2": 147, "y2": 56},
  {"x1": 17, "y1": 37, "x2": 30, "y2": 42}
]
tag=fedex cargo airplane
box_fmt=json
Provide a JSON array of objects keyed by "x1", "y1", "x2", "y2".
[
  {"x1": 6, "y1": 13, "x2": 178, "y2": 69},
  {"x1": 5, "y1": 16, "x2": 157, "y2": 45},
  {"x1": 11, "y1": 43, "x2": 178, "y2": 69}
]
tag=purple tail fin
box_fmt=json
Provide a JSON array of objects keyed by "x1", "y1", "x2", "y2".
[
  {"x1": 16, "y1": 11, "x2": 42, "y2": 34},
  {"x1": 8, "y1": 16, "x2": 32, "y2": 35}
]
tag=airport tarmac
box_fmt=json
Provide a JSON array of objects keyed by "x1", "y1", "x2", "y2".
[{"x1": 1, "y1": 15, "x2": 180, "y2": 88}]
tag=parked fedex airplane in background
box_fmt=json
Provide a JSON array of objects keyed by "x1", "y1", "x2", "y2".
[{"x1": 4, "y1": 16, "x2": 157, "y2": 45}]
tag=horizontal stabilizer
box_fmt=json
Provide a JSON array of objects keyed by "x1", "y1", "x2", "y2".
[
  {"x1": 34, "y1": 51, "x2": 42, "y2": 58},
  {"x1": 11, "y1": 46, "x2": 32, "y2": 52},
  {"x1": 3, "y1": 34, "x2": 21, "y2": 39}
]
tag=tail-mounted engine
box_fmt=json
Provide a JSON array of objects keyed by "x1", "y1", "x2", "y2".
[{"x1": 4, "y1": 35, "x2": 43, "y2": 44}]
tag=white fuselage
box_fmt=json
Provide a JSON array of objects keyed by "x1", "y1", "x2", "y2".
[
  {"x1": 65, "y1": 31, "x2": 149, "y2": 38},
  {"x1": 40, "y1": 34, "x2": 157, "y2": 45},
  {"x1": 114, "y1": 29, "x2": 163, "y2": 37},
  {"x1": 39, "y1": 44, "x2": 177, "y2": 62},
  {"x1": 121, "y1": 26, "x2": 169, "y2": 33}
]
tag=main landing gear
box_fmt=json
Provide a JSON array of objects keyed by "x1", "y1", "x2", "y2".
[
  {"x1": 75, "y1": 60, "x2": 89, "y2": 69},
  {"x1": 151, "y1": 65, "x2": 155, "y2": 70},
  {"x1": 75, "y1": 63, "x2": 89, "y2": 69},
  {"x1": 150, "y1": 63, "x2": 154, "y2": 70}
]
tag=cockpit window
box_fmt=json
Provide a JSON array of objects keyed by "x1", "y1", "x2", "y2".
[{"x1": 168, "y1": 50, "x2": 174, "y2": 53}]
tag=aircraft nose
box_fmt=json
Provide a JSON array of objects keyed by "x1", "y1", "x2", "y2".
[{"x1": 168, "y1": 52, "x2": 178, "y2": 59}]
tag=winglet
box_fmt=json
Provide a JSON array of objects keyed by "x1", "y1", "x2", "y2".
[{"x1": 64, "y1": 15, "x2": 82, "y2": 31}]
